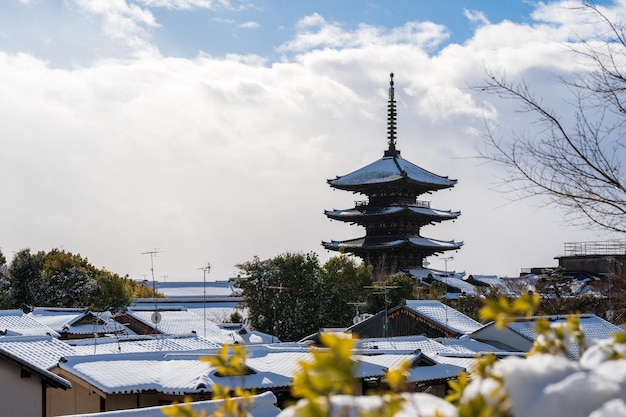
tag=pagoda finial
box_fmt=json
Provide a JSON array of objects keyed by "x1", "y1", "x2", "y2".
[{"x1": 385, "y1": 72, "x2": 399, "y2": 157}]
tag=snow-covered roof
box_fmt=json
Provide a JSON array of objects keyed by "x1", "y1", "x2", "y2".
[
  {"x1": 508, "y1": 314, "x2": 622, "y2": 343},
  {"x1": 355, "y1": 335, "x2": 457, "y2": 356},
  {"x1": 120, "y1": 309, "x2": 227, "y2": 339},
  {"x1": 28, "y1": 308, "x2": 124, "y2": 336},
  {"x1": 279, "y1": 393, "x2": 456, "y2": 417},
  {"x1": 354, "y1": 352, "x2": 464, "y2": 382},
  {"x1": 328, "y1": 154, "x2": 456, "y2": 190},
  {"x1": 412, "y1": 270, "x2": 477, "y2": 296},
  {"x1": 56, "y1": 345, "x2": 388, "y2": 395},
  {"x1": 437, "y1": 335, "x2": 507, "y2": 354},
  {"x1": 467, "y1": 275, "x2": 501, "y2": 286},
  {"x1": 218, "y1": 323, "x2": 280, "y2": 344},
  {"x1": 61, "y1": 391, "x2": 281, "y2": 417},
  {"x1": 0, "y1": 335, "x2": 73, "y2": 389},
  {"x1": 325, "y1": 205, "x2": 460, "y2": 221},
  {"x1": 0, "y1": 335, "x2": 75, "y2": 370},
  {"x1": 324, "y1": 236, "x2": 462, "y2": 251},
  {"x1": 0, "y1": 309, "x2": 60, "y2": 337},
  {"x1": 149, "y1": 280, "x2": 241, "y2": 298},
  {"x1": 403, "y1": 300, "x2": 482, "y2": 335},
  {"x1": 67, "y1": 334, "x2": 223, "y2": 355}
]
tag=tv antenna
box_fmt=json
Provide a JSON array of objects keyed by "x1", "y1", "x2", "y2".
[
  {"x1": 142, "y1": 249, "x2": 164, "y2": 332},
  {"x1": 365, "y1": 283, "x2": 399, "y2": 337},
  {"x1": 199, "y1": 262, "x2": 211, "y2": 338}
]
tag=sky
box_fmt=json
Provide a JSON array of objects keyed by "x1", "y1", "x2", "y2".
[{"x1": 0, "y1": 0, "x2": 621, "y2": 282}]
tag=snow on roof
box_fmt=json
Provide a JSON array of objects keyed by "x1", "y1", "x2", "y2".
[
  {"x1": 409, "y1": 269, "x2": 477, "y2": 295},
  {"x1": 67, "y1": 334, "x2": 223, "y2": 355},
  {"x1": 187, "y1": 304, "x2": 248, "y2": 324},
  {"x1": 55, "y1": 343, "x2": 397, "y2": 396},
  {"x1": 355, "y1": 352, "x2": 464, "y2": 382},
  {"x1": 0, "y1": 309, "x2": 60, "y2": 337},
  {"x1": 61, "y1": 391, "x2": 281, "y2": 417},
  {"x1": 508, "y1": 314, "x2": 623, "y2": 343},
  {"x1": 325, "y1": 205, "x2": 460, "y2": 220},
  {"x1": 123, "y1": 309, "x2": 226, "y2": 339},
  {"x1": 355, "y1": 335, "x2": 458, "y2": 356},
  {"x1": 404, "y1": 300, "x2": 482, "y2": 335},
  {"x1": 467, "y1": 275, "x2": 501, "y2": 286},
  {"x1": 437, "y1": 335, "x2": 507, "y2": 354},
  {"x1": 28, "y1": 309, "x2": 123, "y2": 335},
  {"x1": 329, "y1": 155, "x2": 455, "y2": 189},
  {"x1": 150, "y1": 280, "x2": 241, "y2": 298},
  {"x1": 325, "y1": 236, "x2": 462, "y2": 251},
  {"x1": 0, "y1": 335, "x2": 75, "y2": 370},
  {"x1": 218, "y1": 323, "x2": 280, "y2": 344},
  {"x1": 278, "y1": 393, "x2": 456, "y2": 417}
]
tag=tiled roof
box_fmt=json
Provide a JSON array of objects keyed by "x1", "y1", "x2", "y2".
[
  {"x1": 56, "y1": 344, "x2": 391, "y2": 395},
  {"x1": 67, "y1": 334, "x2": 223, "y2": 355},
  {"x1": 122, "y1": 309, "x2": 226, "y2": 339},
  {"x1": 0, "y1": 309, "x2": 59, "y2": 337},
  {"x1": 403, "y1": 300, "x2": 482, "y2": 335},
  {"x1": 28, "y1": 308, "x2": 124, "y2": 335},
  {"x1": 438, "y1": 336, "x2": 507, "y2": 354},
  {"x1": 507, "y1": 314, "x2": 623, "y2": 343},
  {"x1": 0, "y1": 335, "x2": 75, "y2": 370},
  {"x1": 355, "y1": 352, "x2": 464, "y2": 382},
  {"x1": 328, "y1": 155, "x2": 456, "y2": 189},
  {"x1": 61, "y1": 391, "x2": 280, "y2": 417},
  {"x1": 355, "y1": 335, "x2": 457, "y2": 355}
]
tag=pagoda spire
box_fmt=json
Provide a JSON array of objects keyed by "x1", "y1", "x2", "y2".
[{"x1": 384, "y1": 72, "x2": 400, "y2": 157}]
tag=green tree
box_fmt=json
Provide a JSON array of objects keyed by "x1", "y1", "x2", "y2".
[
  {"x1": 92, "y1": 271, "x2": 133, "y2": 312},
  {"x1": 317, "y1": 255, "x2": 373, "y2": 327},
  {"x1": 8, "y1": 248, "x2": 46, "y2": 308},
  {"x1": 236, "y1": 252, "x2": 321, "y2": 341},
  {"x1": 42, "y1": 249, "x2": 97, "y2": 307},
  {"x1": 0, "y1": 249, "x2": 10, "y2": 309}
]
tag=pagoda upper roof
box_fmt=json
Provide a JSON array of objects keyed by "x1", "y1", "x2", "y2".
[
  {"x1": 322, "y1": 235, "x2": 463, "y2": 253},
  {"x1": 324, "y1": 205, "x2": 460, "y2": 222},
  {"x1": 328, "y1": 153, "x2": 456, "y2": 192}
]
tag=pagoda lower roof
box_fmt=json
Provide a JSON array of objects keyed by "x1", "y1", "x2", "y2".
[
  {"x1": 328, "y1": 154, "x2": 456, "y2": 192},
  {"x1": 324, "y1": 205, "x2": 460, "y2": 222},
  {"x1": 322, "y1": 235, "x2": 463, "y2": 252}
]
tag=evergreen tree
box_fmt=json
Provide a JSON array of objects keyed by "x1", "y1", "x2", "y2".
[{"x1": 7, "y1": 248, "x2": 46, "y2": 308}]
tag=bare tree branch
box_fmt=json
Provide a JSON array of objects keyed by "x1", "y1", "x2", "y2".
[{"x1": 473, "y1": 2, "x2": 626, "y2": 234}]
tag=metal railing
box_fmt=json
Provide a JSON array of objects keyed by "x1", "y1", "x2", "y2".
[{"x1": 563, "y1": 241, "x2": 626, "y2": 256}]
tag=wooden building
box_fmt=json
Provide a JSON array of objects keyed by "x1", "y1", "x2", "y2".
[{"x1": 322, "y1": 74, "x2": 462, "y2": 279}]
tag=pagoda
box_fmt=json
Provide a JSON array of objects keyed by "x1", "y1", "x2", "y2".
[{"x1": 322, "y1": 73, "x2": 462, "y2": 280}]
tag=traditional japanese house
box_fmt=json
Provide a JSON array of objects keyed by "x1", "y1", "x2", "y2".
[{"x1": 323, "y1": 74, "x2": 462, "y2": 279}]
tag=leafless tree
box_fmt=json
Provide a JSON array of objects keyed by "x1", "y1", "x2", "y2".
[{"x1": 475, "y1": 1, "x2": 626, "y2": 234}]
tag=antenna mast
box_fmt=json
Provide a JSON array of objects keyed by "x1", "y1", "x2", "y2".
[
  {"x1": 142, "y1": 249, "x2": 164, "y2": 332},
  {"x1": 199, "y1": 262, "x2": 211, "y2": 338}
]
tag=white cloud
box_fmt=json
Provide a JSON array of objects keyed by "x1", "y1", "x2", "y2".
[
  {"x1": 464, "y1": 9, "x2": 490, "y2": 25},
  {"x1": 278, "y1": 14, "x2": 449, "y2": 53},
  {"x1": 239, "y1": 21, "x2": 260, "y2": 29},
  {"x1": 0, "y1": 0, "x2": 619, "y2": 281}
]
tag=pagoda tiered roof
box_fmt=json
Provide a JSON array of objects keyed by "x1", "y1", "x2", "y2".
[
  {"x1": 328, "y1": 154, "x2": 456, "y2": 194},
  {"x1": 325, "y1": 204, "x2": 460, "y2": 226},
  {"x1": 323, "y1": 235, "x2": 463, "y2": 254}
]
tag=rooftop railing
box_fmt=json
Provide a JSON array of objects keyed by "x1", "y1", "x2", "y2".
[
  {"x1": 564, "y1": 241, "x2": 626, "y2": 256},
  {"x1": 353, "y1": 199, "x2": 431, "y2": 207}
]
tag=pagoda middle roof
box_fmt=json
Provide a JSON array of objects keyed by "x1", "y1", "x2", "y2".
[
  {"x1": 328, "y1": 154, "x2": 456, "y2": 191},
  {"x1": 323, "y1": 235, "x2": 463, "y2": 252},
  {"x1": 324, "y1": 205, "x2": 460, "y2": 221}
]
